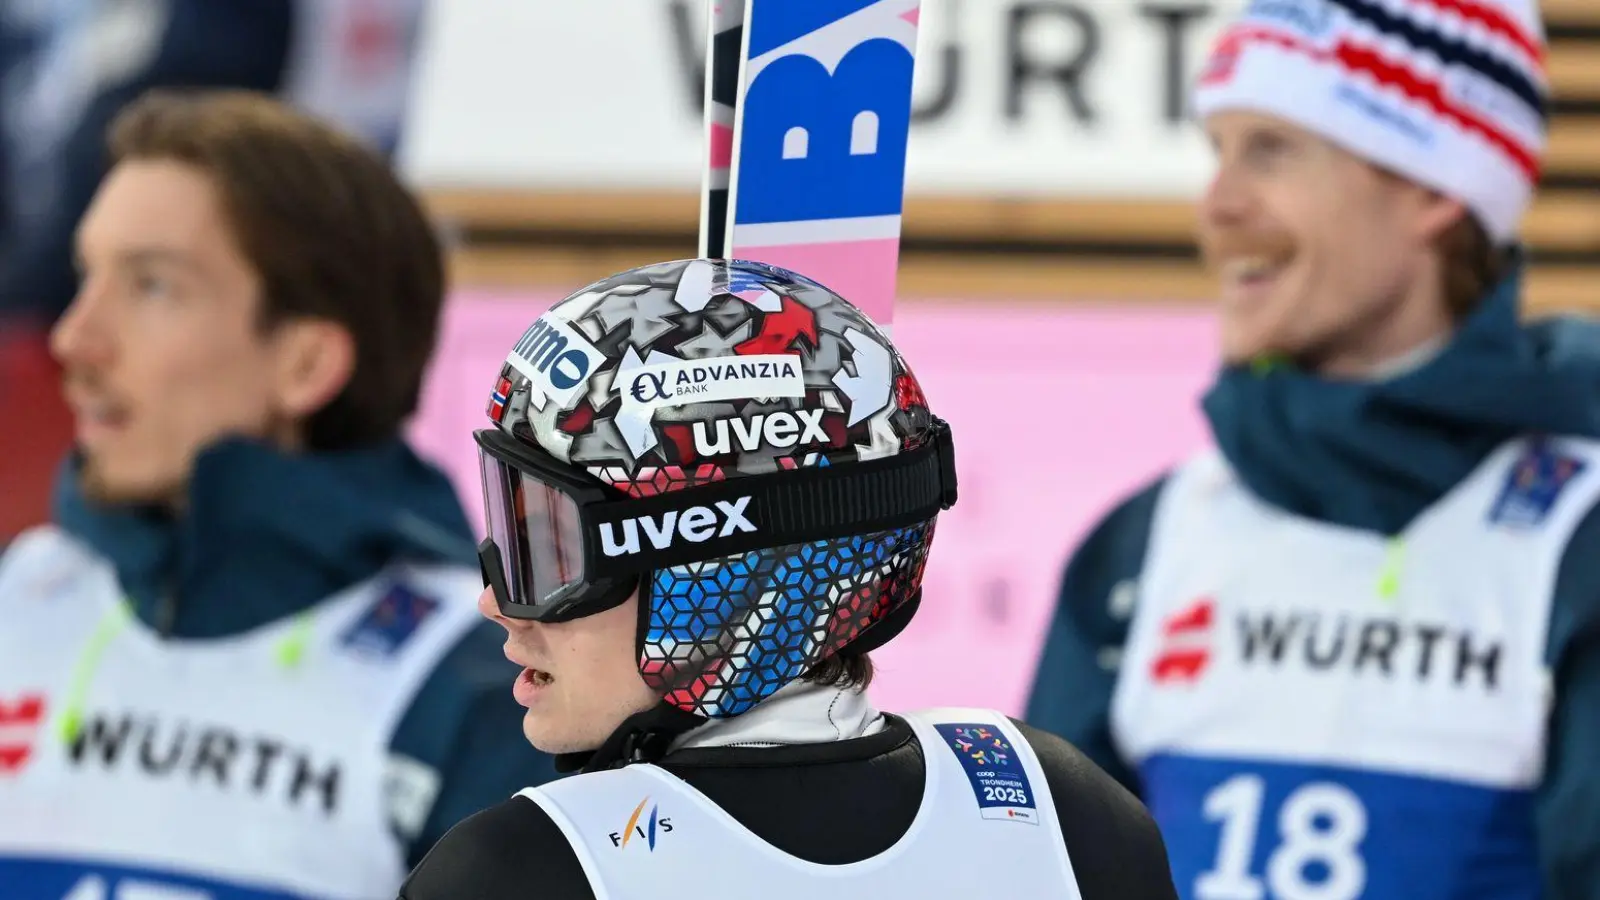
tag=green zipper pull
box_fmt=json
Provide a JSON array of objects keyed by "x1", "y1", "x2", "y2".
[
  {"x1": 59, "y1": 601, "x2": 131, "y2": 744},
  {"x1": 1376, "y1": 537, "x2": 1406, "y2": 604},
  {"x1": 275, "y1": 610, "x2": 315, "y2": 670}
]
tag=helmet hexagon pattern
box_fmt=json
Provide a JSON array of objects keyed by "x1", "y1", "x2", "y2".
[{"x1": 487, "y1": 258, "x2": 940, "y2": 718}]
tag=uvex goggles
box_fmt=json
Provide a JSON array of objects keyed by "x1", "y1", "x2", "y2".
[{"x1": 475, "y1": 418, "x2": 958, "y2": 622}]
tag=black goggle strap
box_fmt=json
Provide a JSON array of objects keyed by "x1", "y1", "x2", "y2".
[{"x1": 580, "y1": 418, "x2": 958, "y2": 577}]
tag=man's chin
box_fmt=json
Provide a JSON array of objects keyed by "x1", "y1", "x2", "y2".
[
  {"x1": 78, "y1": 461, "x2": 184, "y2": 508},
  {"x1": 1219, "y1": 335, "x2": 1277, "y2": 368},
  {"x1": 1218, "y1": 321, "x2": 1306, "y2": 369},
  {"x1": 522, "y1": 715, "x2": 600, "y2": 756}
]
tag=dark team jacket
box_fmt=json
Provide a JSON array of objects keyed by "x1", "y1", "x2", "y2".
[{"x1": 400, "y1": 715, "x2": 1180, "y2": 900}]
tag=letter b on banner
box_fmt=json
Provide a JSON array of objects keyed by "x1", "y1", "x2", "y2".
[{"x1": 737, "y1": 37, "x2": 914, "y2": 224}]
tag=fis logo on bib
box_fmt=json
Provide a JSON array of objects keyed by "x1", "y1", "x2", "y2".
[
  {"x1": 622, "y1": 355, "x2": 804, "y2": 411},
  {"x1": 610, "y1": 796, "x2": 673, "y2": 851},
  {"x1": 599, "y1": 497, "x2": 757, "y2": 557},
  {"x1": 505, "y1": 314, "x2": 606, "y2": 407}
]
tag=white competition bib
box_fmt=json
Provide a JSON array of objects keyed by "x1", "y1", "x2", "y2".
[
  {"x1": 0, "y1": 527, "x2": 485, "y2": 900},
  {"x1": 1113, "y1": 437, "x2": 1600, "y2": 900}
]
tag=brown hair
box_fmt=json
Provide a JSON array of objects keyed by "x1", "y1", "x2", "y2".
[
  {"x1": 106, "y1": 88, "x2": 446, "y2": 450},
  {"x1": 801, "y1": 650, "x2": 874, "y2": 692},
  {"x1": 1439, "y1": 212, "x2": 1510, "y2": 322}
]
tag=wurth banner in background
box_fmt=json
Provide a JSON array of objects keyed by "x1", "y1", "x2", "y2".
[{"x1": 400, "y1": 0, "x2": 1246, "y2": 197}]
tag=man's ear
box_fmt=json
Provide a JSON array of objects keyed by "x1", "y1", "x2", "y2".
[
  {"x1": 269, "y1": 317, "x2": 356, "y2": 421},
  {"x1": 1411, "y1": 185, "x2": 1471, "y2": 244}
]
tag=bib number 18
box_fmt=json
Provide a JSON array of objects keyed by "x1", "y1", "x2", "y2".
[{"x1": 1195, "y1": 775, "x2": 1368, "y2": 900}]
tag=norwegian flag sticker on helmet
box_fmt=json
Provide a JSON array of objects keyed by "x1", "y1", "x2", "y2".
[{"x1": 487, "y1": 376, "x2": 512, "y2": 423}]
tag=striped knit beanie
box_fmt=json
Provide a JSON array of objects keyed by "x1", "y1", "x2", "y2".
[{"x1": 1192, "y1": 0, "x2": 1548, "y2": 245}]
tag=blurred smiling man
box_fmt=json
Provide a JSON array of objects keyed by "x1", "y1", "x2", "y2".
[
  {"x1": 1027, "y1": 1, "x2": 1600, "y2": 898},
  {"x1": 0, "y1": 90, "x2": 558, "y2": 900}
]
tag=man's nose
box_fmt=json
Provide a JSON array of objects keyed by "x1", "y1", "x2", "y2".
[
  {"x1": 477, "y1": 586, "x2": 505, "y2": 622},
  {"x1": 50, "y1": 282, "x2": 117, "y2": 371},
  {"x1": 1200, "y1": 162, "x2": 1255, "y2": 231}
]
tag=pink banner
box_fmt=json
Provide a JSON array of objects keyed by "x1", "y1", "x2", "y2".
[{"x1": 410, "y1": 293, "x2": 1220, "y2": 717}]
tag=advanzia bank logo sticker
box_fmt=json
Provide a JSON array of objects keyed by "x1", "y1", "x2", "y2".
[
  {"x1": 621, "y1": 353, "x2": 805, "y2": 411},
  {"x1": 506, "y1": 312, "x2": 607, "y2": 409},
  {"x1": 934, "y1": 723, "x2": 1039, "y2": 825}
]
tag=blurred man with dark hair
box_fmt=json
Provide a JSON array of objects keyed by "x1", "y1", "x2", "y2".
[
  {"x1": 0, "y1": 89, "x2": 558, "y2": 900},
  {"x1": 0, "y1": 0, "x2": 428, "y2": 543}
]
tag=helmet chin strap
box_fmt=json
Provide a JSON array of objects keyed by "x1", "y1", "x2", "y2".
[{"x1": 555, "y1": 702, "x2": 707, "y2": 774}]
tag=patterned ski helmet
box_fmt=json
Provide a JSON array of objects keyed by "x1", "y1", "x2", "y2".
[{"x1": 475, "y1": 258, "x2": 957, "y2": 719}]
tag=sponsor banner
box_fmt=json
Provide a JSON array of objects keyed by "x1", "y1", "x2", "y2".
[
  {"x1": 411, "y1": 291, "x2": 1218, "y2": 716},
  {"x1": 400, "y1": 0, "x2": 1246, "y2": 197}
]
